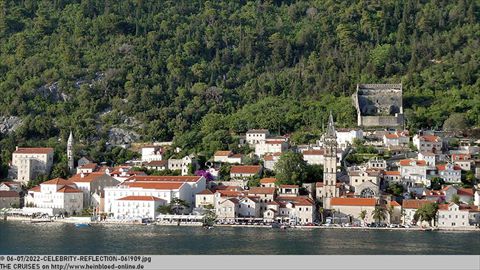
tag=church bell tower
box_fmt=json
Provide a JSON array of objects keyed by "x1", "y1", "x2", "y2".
[
  {"x1": 67, "y1": 131, "x2": 74, "y2": 173},
  {"x1": 322, "y1": 111, "x2": 338, "y2": 209}
]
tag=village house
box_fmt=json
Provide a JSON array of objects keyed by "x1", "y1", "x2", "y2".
[
  {"x1": 389, "y1": 201, "x2": 402, "y2": 224},
  {"x1": 366, "y1": 157, "x2": 387, "y2": 170},
  {"x1": 418, "y1": 152, "x2": 436, "y2": 166},
  {"x1": 383, "y1": 171, "x2": 401, "y2": 183},
  {"x1": 0, "y1": 181, "x2": 22, "y2": 193},
  {"x1": 302, "y1": 149, "x2": 325, "y2": 165},
  {"x1": 436, "y1": 163, "x2": 462, "y2": 183},
  {"x1": 230, "y1": 165, "x2": 262, "y2": 180},
  {"x1": 255, "y1": 140, "x2": 288, "y2": 157},
  {"x1": 259, "y1": 178, "x2": 277, "y2": 188},
  {"x1": 108, "y1": 166, "x2": 147, "y2": 182},
  {"x1": 10, "y1": 147, "x2": 54, "y2": 185},
  {"x1": 144, "y1": 160, "x2": 168, "y2": 171},
  {"x1": 278, "y1": 185, "x2": 299, "y2": 197},
  {"x1": 76, "y1": 163, "x2": 99, "y2": 174},
  {"x1": 0, "y1": 190, "x2": 20, "y2": 208},
  {"x1": 330, "y1": 197, "x2": 377, "y2": 225},
  {"x1": 195, "y1": 189, "x2": 215, "y2": 208},
  {"x1": 383, "y1": 130, "x2": 409, "y2": 147},
  {"x1": 413, "y1": 134, "x2": 443, "y2": 153},
  {"x1": 451, "y1": 153, "x2": 473, "y2": 171},
  {"x1": 246, "y1": 129, "x2": 270, "y2": 145},
  {"x1": 112, "y1": 195, "x2": 165, "y2": 220},
  {"x1": 275, "y1": 196, "x2": 315, "y2": 225},
  {"x1": 335, "y1": 128, "x2": 363, "y2": 150},
  {"x1": 263, "y1": 153, "x2": 281, "y2": 171},
  {"x1": 69, "y1": 172, "x2": 120, "y2": 209},
  {"x1": 216, "y1": 198, "x2": 239, "y2": 221},
  {"x1": 237, "y1": 196, "x2": 260, "y2": 218},
  {"x1": 401, "y1": 199, "x2": 432, "y2": 225},
  {"x1": 437, "y1": 203, "x2": 479, "y2": 228},
  {"x1": 24, "y1": 178, "x2": 83, "y2": 216},
  {"x1": 399, "y1": 159, "x2": 431, "y2": 187},
  {"x1": 141, "y1": 146, "x2": 164, "y2": 162},
  {"x1": 213, "y1": 151, "x2": 243, "y2": 164},
  {"x1": 248, "y1": 187, "x2": 276, "y2": 213},
  {"x1": 168, "y1": 155, "x2": 196, "y2": 176}
]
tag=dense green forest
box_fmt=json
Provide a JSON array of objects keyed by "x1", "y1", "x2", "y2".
[{"x1": 0, "y1": 0, "x2": 479, "y2": 172}]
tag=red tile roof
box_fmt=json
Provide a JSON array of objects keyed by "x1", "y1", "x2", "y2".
[
  {"x1": 28, "y1": 186, "x2": 41, "y2": 192},
  {"x1": 402, "y1": 199, "x2": 432, "y2": 209},
  {"x1": 385, "y1": 133, "x2": 399, "y2": 139},
  {"x1": 197, "y1": 189, "x2": 214, "y2": 195},
  {"x1": 57, "y1": 186, "x2": 83, "y2": 193},
  {"x1": 216, "y1": 190, "x2": 245, "y2": 197},
  {"x1": 118, "y1": 195, "x2": 163, "y2": 201},
  {"x1": 399, "y1": 159, "x2": 427, "y2": 166},
  {"x1": 13, "y1": 147, "x2": 54, "y2": 154},
  {"x1": 122, "y1": 182, "x2": 184, "y2": 190},
  {"x1": 389, "y1": 201, "x2": 401, "y2": 207},
  {"x1": 214, "y1": 150, "x2": 232, "y2": 157},
  {"x1": 42, "y1": 178, "x2": 72, "y2": 185},
  {"x1": 457, "y1": 188, "x2": 474, "y2": 197},
  {"x1": 260, "y1": 178, "x2": 277, "y2": 184},
  {"x1": 0, "y1": 191, "x2": 19, "y2": 197},
  {"x1": 330, "y1": 198, "x2": 376, "y2": 207},
  {"x1": 70, "y1": 172, "x2": 108, "y2": 183},
  {"x1": 384, "y1": 171, "x2": 400, "y2": 175},
  {"x1": 280, "y1": 185, "x2": 299, "y2": 188},
  {"x1": 79, "y1": 163, "x2": 98, "y2": 169},
  {"x1": 145, "y1": 160, "x2": 168, "y2": 167},
  {"x1": 303, "y1": 149, "x2": 325, "y2": 155},
  {"x1": 436, "y1": 164, "x2": 462, "y2": 171},
  {"x1": 276, "y1": 196, "x2": 314, "y2": 206},
  {"x1": 125, "y1": 175, "x2": 203, "y2": 183},
  {"x1": 248, "y1": 187, "x2": 276, "y2": 195},
  {"x1": 420, "y1": 135, "x2": 441, "y2": 142},
  {"x1": 230, "y1": 165, "x2": 262, "y2": 174}
]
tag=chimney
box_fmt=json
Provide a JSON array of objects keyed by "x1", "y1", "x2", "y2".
[{"x1": 80, "y1": 172, "x2": 85, "y2": 178}]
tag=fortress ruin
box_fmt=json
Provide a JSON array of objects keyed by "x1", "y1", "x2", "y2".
[{"x1": 352, "y1": 84, "x2": 404, "y2": 128}]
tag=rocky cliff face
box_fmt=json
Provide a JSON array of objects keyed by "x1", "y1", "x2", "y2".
[{"x1": 0, "y1": 116, "x2": 23, "y2": 134}]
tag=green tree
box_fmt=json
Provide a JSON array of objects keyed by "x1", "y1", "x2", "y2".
[
  {"x1": 359, "y1": 210, "x2": 367, "y2": 226},
  {"x1": 372, "y1": 206, "x2": 387, "y2": 225},
  {"x1": 414, "y1": 203, "x2": 438, "y2": 226},
  {"x1": 451, "y1": 194, "x2": 461, "y2": 204},
  {"x1": 274, "y1": 152, "x2": 308, "y2": 185}
]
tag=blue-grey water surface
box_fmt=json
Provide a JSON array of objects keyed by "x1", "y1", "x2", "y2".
[{"x1": 0, "y1": 221, "x2": 478, "y2": 254}]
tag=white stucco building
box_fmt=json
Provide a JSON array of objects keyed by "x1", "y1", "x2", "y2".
[
  {"x1": 112, "y1": 195, "x2": 165, "y2": 220},
  {"x1": 336, "y1": 128, "x2": 363, "y2": 150},
  {"x1": 141, "y1": 146, "x2": 165, "y2": 162},
  {"x1": 255, "y1": 141, "x2": 288, "y2": 157},
  {"x1": 10, "y1": 147, "x2": 54, "y2": 185},
  {"x1": 413, "y1": 134, "x2": 442, "y2": 153}
]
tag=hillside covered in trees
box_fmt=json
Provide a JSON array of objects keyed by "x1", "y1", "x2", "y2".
[{"x1": 0, "y1": 0, "x2": 479, "y2": 173}]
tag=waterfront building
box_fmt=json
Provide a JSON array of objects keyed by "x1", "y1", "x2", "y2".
[
  {"x1": 247, "y1": 187, "x2": 276, "y2": 213},
  {"x1": 0, "y1": 190, "x2": 20, "y2": 208},
  {"x1": 401, "y1": 199, "x2": 432, "y2": 225},
  {"x1": 275, "y1": 196, "x2": 315, "y2": 224},
  {"x1": 10, "y1": 147, "x2": 54, "y2": 185},
  {"x1": 195, "y1": 189, "x2": 215, "y2": 208},
  {"x1": 24, "y1": 178, "x2": 83, "y2": 216},
  {"x1": 330, "y1": 197, "x2": 377, "y2": 225},
  {"x1": 389, "y1": 201, "x2": 402, "y2": 224},
  {"x1": 69, "y1": 172, "x2": 120, "y2": 209},
  {"x1": 216, "y1": 198, "x2": 239, "y2": 221},
  {"x1": 112, "y1": 195, "x2": 165, "y2": 220},
  {"x1": 437, "y1": 203, "x2": 480, "y2": 228}
]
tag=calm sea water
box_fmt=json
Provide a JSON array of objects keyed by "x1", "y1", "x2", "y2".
[{"x1": 0, "y1": 221, "x2": 479, "y2": 255}]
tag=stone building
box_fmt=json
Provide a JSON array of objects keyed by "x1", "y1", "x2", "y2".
[
  {"x1": 10, "y1": 147, "x2": 54, "y2": 185},
  {"x1": 352, "y1": 84, "x2": 404, "y2": 128}
]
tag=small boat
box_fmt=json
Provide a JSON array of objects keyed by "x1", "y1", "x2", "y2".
[{"x1": 75, "y1": 223, "x2": 91, "y2": 228}]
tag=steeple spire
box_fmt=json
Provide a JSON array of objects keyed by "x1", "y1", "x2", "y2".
[
  {"x1": 67, "y1": 130, "x2": 74, "y2": 173},
  {"x1": 326, "y1": 111, "x2": 336, "y2": 138}
]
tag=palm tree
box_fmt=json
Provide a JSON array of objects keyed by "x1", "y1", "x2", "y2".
[
  {"x1": 358, "y1": 210, "x2": 367, "y2": 226},
  {"x1": 372, "y1": 206, "x2": 387, "y2": 225},
  {"x1": 318, "y1": 206, "x2": 324, "y2": 224},
  {"x1": 387, "y1": 205, "x2": 394, "y2": 224}
]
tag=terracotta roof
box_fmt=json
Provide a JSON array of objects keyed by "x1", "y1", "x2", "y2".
[
  {"x1": 57, "y1": 186, "x2": 82, "y2": 193},
  {"x1": 13, "y1": 147, "x2": 54, "y2": 154},
  {"x1": 389, "y1": 201, "x2": 401, "y2": 207},
  {"x1": 230, "y1": 165, "x2": 261, "y2": 174},
  {"x1": 276, "y1": 196, "x2": 314, "y2": 206},
  {"x1": 0, "y1": 182, "x2": 20, "y2": 187},
  {"x1": 248, "y1": 187, "x2": 275, "y2": 195},
  {"x1": 330, "y1": 198, "x2": 376, "y2": 207},
  {"x1": 436, "y1": 164, "x2": 462, "y2": 171},
  {"x1": 0, "y1": 191, "x2": 19, "y2": 197},
  {"x1": 420, "y1": 135, "x2": 441, "y2": 142},
  {"x1": 452, "y1": 154, "x2": 471, "y2": 161},
  {"x1": 125, "y1": 175, "x2": 203, "y2": 183},
  {"x1": 42, "y1": 178, "x2": 72, "y2": 185},
  {"x1": 122, "y1": 182, "x2": 184, "y2": 190},
  {"x1": 419, "y1": 152, "x2": 435, "y2": 156},
  {"x1": 280, "y1": 185, "x2": 299, "y2": 188},
  {"x1": 260, "y1": 178, "x2": 277, "y2": 184},
  {"x1": 29, "y1": 186, "x2": 41, "y2": 192},
  {"x1": 457, "y1": 188, "x2": 474, "y2": 197},
  {"x1": 118, "y1": 195, "x2": 163, "y2": 201},
  {"x1": 384, "y1": 171, "x2": 400, "y2": 176},
  {"x1": 197, "y1": 189, "x2": 214, "y2": 195},
  {"x1": 216, "y1": 190, "x2": 245, "y2": 197},
  {"x1": 230, "y1": 154, "x2": 243, "y2": 158},
  {"x1": 145, "y1": 160, "x2": 168, "y2": 167},
  {"x1": 267, "y1": 201, "x2": 279, "y2": 205},
  {"x1": 438, "y1": 203, "x2": 477, "y2": 211},
  {"x1": 402, "y1": 199, "x2": 432, "y2": 209},
  {"x1": 215, "y1": 185, "x2": 244, "y2": 191},
  {"x1": 246, "y1": 129, "x2": 269, "y2": 134},
  {"x1": 303, "y1": 149, "x2": 325, "y2": 155},
  {"x1": 214, "y1": 150, "x2": 232, "y2": 157},
  {"x1": 385, "y1": 133, "x2": 399, "y2": 139},
  {"x1": 399, "y1": 159, "x2": 427, "y2": 166},
  {"x1": 70, "y1": 172, "x2": 107, "y2": 183},
  {"x1": 315, "y1": 182, "x2": 324, "y2": 187}
]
